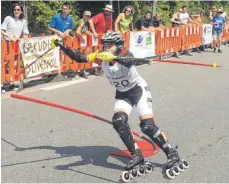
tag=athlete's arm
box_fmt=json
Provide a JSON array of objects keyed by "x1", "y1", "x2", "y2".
[
  {"x1": 54, "y1": 40, "x2": 98, "y2": 63},
  {"x1": 116, "y1": 51, "x2": 147, "y2": 68}
]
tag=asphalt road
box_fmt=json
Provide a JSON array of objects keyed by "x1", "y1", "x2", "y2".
[{"x1": 2, "y1": 46, "x2": 229, "y2": 183}]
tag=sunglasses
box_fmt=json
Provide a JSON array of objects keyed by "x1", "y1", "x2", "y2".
[
  {"x1": 14, "y1": 9, "x2": 21, "y2": 11},
  {"x1": 126, "y1": 9, "x2": 132, "y2": 12}
]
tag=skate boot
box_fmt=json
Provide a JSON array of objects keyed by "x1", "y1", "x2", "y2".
[
  {"x1": 165, "y1": 147, "x2": 189, "y2": 179},
  {"x1": 121, "y1": 149, "x2": 154, "y2": 183}
]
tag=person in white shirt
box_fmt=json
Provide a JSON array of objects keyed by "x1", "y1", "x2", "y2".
[
  {"x1": 1, "y1": 3, "x2": 29, "y2": 41},
  {"x1": 179, "y1": 5, "x2": 195, "y2": 26}
]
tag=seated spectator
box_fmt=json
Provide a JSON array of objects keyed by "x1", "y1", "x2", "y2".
[
  {"x1": 171, "y1": 9, "x2": 182, "y2": 27},
  {"x1": 114, "y1": 5, "x2": 134, "y2": 33},
  {"x1": 75, "y1": 11, "x2": 98, "y2": 79},
  {"x1": 135, "y1": 11, "x2": 155, "y2": 31},
  {"x1": 48, "y1": 2, "x2": 73, "y2": 39},
  {"x1": 75, "y1": 11, "x2": 98, "y2": 43}
]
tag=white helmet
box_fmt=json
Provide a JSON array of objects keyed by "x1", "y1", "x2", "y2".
[{"x1": 101, "y1": 32, "x2": 124, "y2": 50}]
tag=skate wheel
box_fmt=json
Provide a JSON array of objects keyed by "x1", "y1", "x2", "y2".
[
  {"x1": 10, "y1": 77, "x2": 15, "y2": 82},
  {"x1": 137, "y1": 165, "x2": 145, "y2": 176},
  {"x1": 130, "y1": 169, "x2": 138, "y2": 179},
  {"x1": 166, "y1": 169, "x2": 176, "y2": 179},
  {"x1": 172, "y1": 166, "x2": 180, "y2": 176},
  {"x1": 121, "y1": 171, "x2": 130, "y2": 183},
  {"x1": 178, "y1": 163, "x2": 184, "y2": 172},
  {"x1": 182, "y1": 160, "x2": 189, "y2": 169},
  {"x1": 145, "y1": 162, "x2": 153, "y2": 173}
]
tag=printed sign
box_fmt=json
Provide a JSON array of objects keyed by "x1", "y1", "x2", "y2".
[
  {"x1": 202, "y1": 24, "x2": 213, "y2": 45},
  {"x1": 129, "y1": 31, "x2": 155, "y2": 58},
  {"x1": 19, "y1": 36, "x2": 60, "y2": 78}
]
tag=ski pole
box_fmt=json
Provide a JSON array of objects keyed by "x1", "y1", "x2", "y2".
[{"x1": 95, "y1": 52, "x2": 221, "y2": 68}]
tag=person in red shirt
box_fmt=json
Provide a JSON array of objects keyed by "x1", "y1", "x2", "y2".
[
  {"x1": 90, "y1": 4, "x2": 114, "y2": 75},
  {"x1": 91, "y1": 4, "x2": 114, "y2": 34}
]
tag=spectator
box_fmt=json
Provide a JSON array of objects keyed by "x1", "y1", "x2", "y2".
[
  {"x1": 91, "y1": 4, "x2": 114, "y2": 34},
  {"x1": 135, "y1": 11, "x2": 155, "y2": 31},
  {"x1": 171, "y1": 9, "x2": 182, "y2": 27},
  {"x1": 195, "y1": 11, "x2": 205, "y2": 25},
  {"x1": 114, "y1": 5, "x2": 134, "y2": 33},
  {"x1": 91, "y1": 4, "x2": 114, "y2": 76},
  {"x1": 220, "y1": 7, "x2": 229, "y2": 21},
  {"x1": 1, "y1": 3, "x2": 29, "y2": 42},
  {"x1": 179, "y1": 5, "x2": 195, "y2": 26},
  {"x1": 209, "y1": 6, "x2": 217, "y2": 22},
  {"x1": 211, "y1": 8, "x2": 226, "y2": 53},
  {"x1": 152, "y1": 13, "x2": 163, "y2": 29},
  {"x1": 48, "y1": 2, "x2": 73, "y2": 39},
  {"x1": 75, "y1": 11, "x2": 98, "y2": 42},
  {"x1": 1, "y1": 3, "x2": 29, "y2": 92},
  {"x1": 75, "y1": 11, "x2": 98, "y2": 79}
]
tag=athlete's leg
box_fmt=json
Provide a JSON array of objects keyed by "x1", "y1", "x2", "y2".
[
  {"x1": 134, "y1": 85, "x2": 172, "y2": 155},
  {"x1": 113, "y1": 98, "x2": 144, "y2": 170}
]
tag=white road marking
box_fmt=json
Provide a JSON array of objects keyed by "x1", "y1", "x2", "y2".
[{"x1": 40, "y1": 78, "x2": 89, "y2": 91}]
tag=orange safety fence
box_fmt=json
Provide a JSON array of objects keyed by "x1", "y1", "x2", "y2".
[
  {"x1": 222, "y1": 22, "x2": 229, "y2": 42},
  {"x1": 2, "y1": 24, "x2": 228, "y2": 85},
  {"x1": 181, "y1": 25, "x2": 202, "y2": 51},
  {"x1": 155, "y1": 27, "x2": 182, "y2": 55}
]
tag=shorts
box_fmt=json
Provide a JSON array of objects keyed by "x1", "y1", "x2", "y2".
[
  {"x1": 114, "y1": 84, "x2": 153, "y2": 117},
  {"x1": 212, "y1": 29, "x2": 223, "y2": 37}
]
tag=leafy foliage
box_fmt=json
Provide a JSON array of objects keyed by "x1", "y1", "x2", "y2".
[{"x1": 1, "y1": 0, "x2": 229, "y2": 36}]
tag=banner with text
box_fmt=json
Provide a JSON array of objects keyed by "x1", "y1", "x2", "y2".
[
  {"x1": 129, "y1": 31, "x2": 155, "y2": 58},
  {"x1": 202, "y1": 24, "x2": 213, "y2": 45},
  {"x1": 19, "y1": 35, "x2": 60, "y2": 78}
]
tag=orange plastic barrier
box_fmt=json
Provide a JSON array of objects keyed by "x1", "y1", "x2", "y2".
[
  {"x1": 155, "y1": 27, "x2": 182, "y2": 55},
  {"x1": 1, "y1": 24, "x2": 222, "y2": 86},
  {"x1": 181, "y1": 25, "x2": 202, "y2": 50},
  {"x1": 222, "y1": 22, "x2": 229, "y2": 42}
]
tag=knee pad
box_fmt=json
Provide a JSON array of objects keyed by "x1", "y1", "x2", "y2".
[
  {"x1": 140, "y1": 118, "x2": 160, "y2": 137},
  {"x1": 112, "y1": 111, "x2": 129, "y2": 132}
]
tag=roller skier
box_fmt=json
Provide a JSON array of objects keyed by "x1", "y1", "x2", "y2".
[{"x1": 54, "y1": 32, "x2": 189, "y2": 182}]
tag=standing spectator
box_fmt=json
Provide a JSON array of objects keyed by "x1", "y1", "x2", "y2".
[
  {"x1": 135, "y1": 12, "x2": 155, "y2": 31},
  {"x1": 48, "y1": 2, "x2": 73, "y2": 39},
  {"x1": 1, "y1": 3, "x2": 29, "y2": 92},
  {"x1": 211, "y1": 8, "x2": 226, "y2": 53},
  {"x1": 171, "y1": 9, "x2": 182, "y2": 27},
  {"x1": 91, "y1": 4, "x2": 114, "y2": 76},
  {"x1": 195, "y1": 11, "x2": 205, "y2": 25},
  {"x1": 220, "y1": 7, "x2": 229, "y2": 21},
  {"x1": 75, "y1": 11, "x2": 98, "y2": 79},
  {"x1": 91, "y1": 4, "x2": 114, "y2": 34},
  {"x1": 1, "y1": 3, "x2": 29, "y2": 42},
  {"x1": 179, "y1": 5, "x2": 195, "y2": 26},
  {"x1": 209, "y1": 6, "x2": 217, "y2": 22},
  {"x1": 114, "y1": 5, "x2": 134, "y2": 33},
  {"x1": 152, "y1": 13, "x2": 163, "y2": 29}
]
